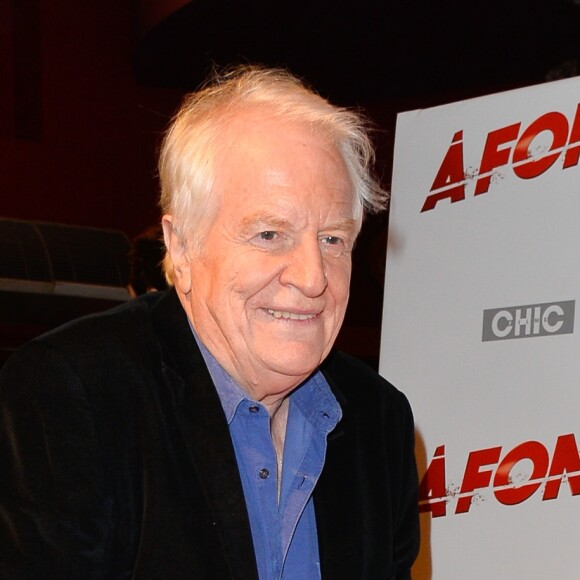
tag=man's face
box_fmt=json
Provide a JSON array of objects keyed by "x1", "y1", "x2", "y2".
[{"x1": 171, "y1": 113, "x2": 360, "y2": 401}]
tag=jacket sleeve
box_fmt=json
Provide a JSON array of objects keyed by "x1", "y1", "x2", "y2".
[
  {"x1": 392, "y1": 392, "x2": 420, "y2": 579},
  {"x1": 0, "y1": 340, "x2": 112, "y2": 579}
]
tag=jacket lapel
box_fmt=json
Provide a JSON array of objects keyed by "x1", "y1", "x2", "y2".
[
  {"x1": 150, "y1": 290, "x2": 258, "y2": 579},
  {"x1": 314, "y1": 357, "x2": 365, "y2": 579}
]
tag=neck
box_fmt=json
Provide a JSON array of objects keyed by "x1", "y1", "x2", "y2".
[{"x1": 268, "y1": 396, "x2": 290, "y2": 502}]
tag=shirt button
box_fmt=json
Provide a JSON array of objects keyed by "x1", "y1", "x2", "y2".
[
  {"x1": 249, "y1": 405, "x2": 260, "y2": 413},
  {"x1": 258, "y1": 468, "x2": 270, "y2": 479}
]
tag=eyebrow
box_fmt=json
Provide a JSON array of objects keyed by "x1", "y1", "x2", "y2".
[
  {"x1": 240, "y1": 214, "x2": 359, "y2": 233},
  {"x1": 239, "y1": 214, "x2": 292, "y2": 231},
  {"x1": 323, "y1": 217, "x2": 360, "y2": 233}
]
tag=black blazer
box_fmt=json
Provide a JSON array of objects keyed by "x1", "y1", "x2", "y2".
[{"x1": 0, "y1": 289, "x2": 419, "y2": 579}]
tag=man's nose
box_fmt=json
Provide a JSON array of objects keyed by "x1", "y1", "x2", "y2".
[{"x1": 279, "y1": 238, "x2": 328, "y2": 297}]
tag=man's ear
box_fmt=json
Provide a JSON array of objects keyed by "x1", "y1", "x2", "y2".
[{"x1": 162, "y1": 215, "x2": 192, "y2": 295}]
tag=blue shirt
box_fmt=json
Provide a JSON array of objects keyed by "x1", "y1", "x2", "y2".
[{"x1": 195, "y1": 336, "x2": 342, "y2": 580}]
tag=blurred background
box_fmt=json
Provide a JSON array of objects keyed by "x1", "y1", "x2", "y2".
[{"x1": 2, "y1": 0, "x2": 579, "y2": 368}]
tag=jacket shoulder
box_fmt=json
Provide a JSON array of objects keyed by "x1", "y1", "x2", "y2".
[{"x1": 321, "y1": 349, "x2": 411, "y2": 410}]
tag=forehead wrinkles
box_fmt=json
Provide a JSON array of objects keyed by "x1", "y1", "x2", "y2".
[{"x1": 211, "y1": 114, "x2": 359, "y2": 225}]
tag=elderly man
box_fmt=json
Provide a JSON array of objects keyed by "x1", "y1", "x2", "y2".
[{"x1": 0, "y1": 66, "x2": 419, "y2": 579}]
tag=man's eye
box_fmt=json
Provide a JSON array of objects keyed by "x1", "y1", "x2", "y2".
[
  {"x1": 320, "y1": 235, "x2": 351, "y2": 257},
  {"x1": 320, "y1": 236, "x2": 342, "y2": 246},
  {"x1": 250, "y1": 231, "x2": 283, "y2": 248}
]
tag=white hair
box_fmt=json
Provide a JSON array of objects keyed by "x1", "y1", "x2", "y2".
[{"x1": 158, "y1": 64, "x2": 388, "y2": 280}]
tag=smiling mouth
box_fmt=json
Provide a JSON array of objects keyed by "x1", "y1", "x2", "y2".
[{"x1": 266, "y1": 309, "x2": 318, "y2": 320}]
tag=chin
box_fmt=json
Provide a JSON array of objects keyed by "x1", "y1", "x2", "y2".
[{"x1": 265, "y1": 350, "x2": 326, "y2": 379}]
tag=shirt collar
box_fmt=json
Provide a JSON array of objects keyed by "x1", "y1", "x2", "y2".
[{"x1": 191, "y1": 324, "x2": 342, "y2": 430}]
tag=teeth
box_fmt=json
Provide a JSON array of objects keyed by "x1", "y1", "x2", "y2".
[{"x1": 267, "y1": 309, "x2": 316, "y2": 320}]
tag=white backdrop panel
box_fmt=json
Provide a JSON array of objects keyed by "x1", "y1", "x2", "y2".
[{"x1": 380, "y1": 77, "x2": 580, "y2": 579}]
